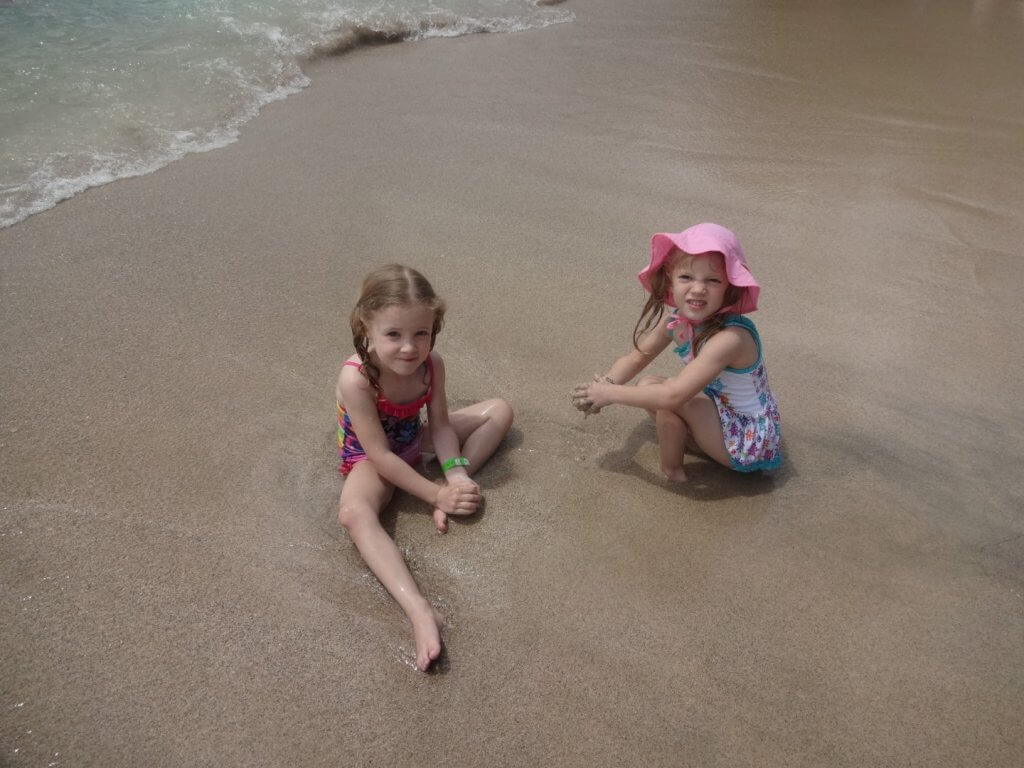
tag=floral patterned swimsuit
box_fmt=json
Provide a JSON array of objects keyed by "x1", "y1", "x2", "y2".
[
  {"x1": 671, "y1": 313, "x2": 783, "y2": 472},
  {"x1": 337, "y1": 357, "x2": 433, "y2": 475}
]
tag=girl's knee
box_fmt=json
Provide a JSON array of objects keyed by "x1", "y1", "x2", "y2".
[
  {"x1": 489, "y1": 397, "x2": 514, "y2": 431},
  {"x1": 338, "y1": 500, "x2": 378, "y2": 532},
  {"x1": 655, "y1": 407, "x2": 684, "y2": 426},
  {"x1": 636, "y1": 375, "x2": 661, "y2": 388}
]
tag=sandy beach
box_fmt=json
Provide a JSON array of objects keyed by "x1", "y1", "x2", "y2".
[{"x1": 3, "y1": 0, "x2": 1024, "y2": 765}]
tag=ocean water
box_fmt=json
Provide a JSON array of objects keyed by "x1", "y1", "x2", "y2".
[{"x1": 0, "y1": 0, "x2": 572, "y2": 229}]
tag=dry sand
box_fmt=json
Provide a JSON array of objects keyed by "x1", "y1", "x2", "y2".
[{"x1": 3, "y1": 0, "x2": 1023, "y2": 765}]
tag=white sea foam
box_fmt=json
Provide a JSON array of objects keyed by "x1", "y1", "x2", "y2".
[{"x1": 0, "y1": 0, "x2": 573, "y2": 230}]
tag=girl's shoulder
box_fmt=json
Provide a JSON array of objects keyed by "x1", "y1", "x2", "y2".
[
  {"x1": 338, "y1": 355, "x2": 373, "y2": 396},
  {"x1": 340, "y1": 355, "x2": 368, "y2": 379},
  {"x1": 715, "y1": 317, "x2": 761, "y2": 369}
]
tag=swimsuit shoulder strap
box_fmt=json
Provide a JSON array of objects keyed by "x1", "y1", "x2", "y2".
[{"x1": 721, "y1": 314, "x2": 757, "y2": 334}]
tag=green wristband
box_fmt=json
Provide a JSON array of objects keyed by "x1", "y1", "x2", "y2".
[{"x1": 441, "y1": 456, "x2": 470, "y2": 472}]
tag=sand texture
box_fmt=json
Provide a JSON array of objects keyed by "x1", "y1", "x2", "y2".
[{"x1": 3, "y1": 1, "x2": 1023, "y2": 765}]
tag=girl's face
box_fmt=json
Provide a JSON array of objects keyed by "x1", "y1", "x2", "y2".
[
  {"x1": 668, "y1": 251, "x2": 729, "y2": 323},
  {"x1": 365, "y1": 303, "x2": 435, "y2": 377}
]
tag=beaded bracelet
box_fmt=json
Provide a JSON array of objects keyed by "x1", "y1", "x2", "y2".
[{"x1": 441, "y1": 456, "x2": 470, "y2": 472}]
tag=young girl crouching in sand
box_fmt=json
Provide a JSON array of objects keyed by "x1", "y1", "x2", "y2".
[
  {"x1": 572, "y1": 223, "x2": 781, "y2": 480},
  {"x1": 336, "y1": 264, "x2": 513, "y2": 671}
]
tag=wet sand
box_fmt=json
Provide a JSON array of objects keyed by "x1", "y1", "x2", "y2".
[{"x1": 3, "y1": 1, "x2": 1023, "y2": 765}]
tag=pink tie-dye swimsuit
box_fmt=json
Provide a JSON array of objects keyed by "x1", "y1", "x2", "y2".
[{"x1": 337, "y1": 357, "x2": 434, "y2": 475}]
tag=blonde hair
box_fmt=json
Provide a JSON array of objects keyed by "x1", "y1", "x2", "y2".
[
  {"x1": 349, "y1": 264, "x2": 446, "y2": 393},
  {"x1": 632, "y1": 249, "x2": 741, "y2": 356}
]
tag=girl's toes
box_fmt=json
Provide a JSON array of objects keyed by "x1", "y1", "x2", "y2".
[{"x1": 432, "y1": 508, "x2": 448, "y2": 533}]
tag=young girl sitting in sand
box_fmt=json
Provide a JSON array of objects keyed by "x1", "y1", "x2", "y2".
[
  {"x1": 571, "y1": 222, "x2": 781, "y2": 480},
  {"x1": 336, "y1": 264, "x2": 513, "y2": 671}
]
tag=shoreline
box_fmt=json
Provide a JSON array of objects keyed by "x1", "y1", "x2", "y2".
[
  {"x1": 0, "y1": 3, "x2": 575, "y2": 232},
  {"x1": 3, "y1": 1, "x2": 1023, "y2": 766}
]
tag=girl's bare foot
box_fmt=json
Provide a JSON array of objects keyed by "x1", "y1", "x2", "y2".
[
  {"x1": 410, "y1": 603, "x2": 444, "y2": 671},
  {"x1": 432, "y1": 507, "x2": 448, "y2": 533},
  {"x1": 663, "y1": 466, "x2": 689, "y2": 483}
]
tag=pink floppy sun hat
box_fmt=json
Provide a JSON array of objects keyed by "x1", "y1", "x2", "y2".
[{"x1": 637, "y1": 222, "x2": 760, "y2": 315}]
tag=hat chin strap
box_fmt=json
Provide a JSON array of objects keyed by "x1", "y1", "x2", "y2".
[
  {"x1": 667, "y1": 302, "x2": 739, "y2": 362},
  {"x1": 666, "y1": 312, "x2": 699, "y2": 363}
]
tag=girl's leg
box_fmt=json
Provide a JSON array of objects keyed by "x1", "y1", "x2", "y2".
[
  {"x1": 655, "y1": 407, "x2": 691, "y2": 482},
  {"x1": 679, "y1": 393, "x2": 733, "y2": 470},
  {"x1": 635, "y1": 376, "x2": 691, "y2": 479},
  {"x1": 422, "y1": 398, "x2": 514, "y2": 473},
  {"x1": 636, "y1": 375, "x2": 665, "y2": 420},
  {"x1": 421, "y1": 398, "x2": 513, "y2": 532},
  {"x1": 338, "y1": 461, "x2": 442, "y2": 672},
  {"x1": 652, "y1": 392, "x2": 731, "y2": 482}
]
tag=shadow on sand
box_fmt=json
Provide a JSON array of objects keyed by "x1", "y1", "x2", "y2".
[{"x1": 595, "y1": 420, "x2": 792, "y2": 502}]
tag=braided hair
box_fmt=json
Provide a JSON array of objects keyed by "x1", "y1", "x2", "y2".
[{"x1": 349, "y1": 264, "x2": 446, "y2": 394}]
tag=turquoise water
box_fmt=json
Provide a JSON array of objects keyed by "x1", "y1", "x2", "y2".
[{"x1": 0, "y1": 0, "x2": 572, "y2": 229}]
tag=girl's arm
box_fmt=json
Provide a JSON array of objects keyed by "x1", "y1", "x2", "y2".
[
  {"x1": 580, "y1": 326, "x2": 749, "y2": 412},
  {"x1": 339, "y1": 364, "x2": 450, "y2": 506},
  {"x1": 600, "y1": 325, "x2": 673, "y2": 384},
  {"x1": 423, "y1": 353, "x2": 476, "y2": 488}
]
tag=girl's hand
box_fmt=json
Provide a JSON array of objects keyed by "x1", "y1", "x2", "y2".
[
  {"x1": 572, "y1": 375, "x2": 613, "y2": 415},
  {"x1": 432, "y1": 479, "x2": 481, "y2": 534},
  {"x1": 434, "y1": 479, "x2": 481, "y2": 517}
]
